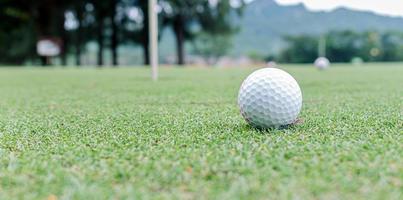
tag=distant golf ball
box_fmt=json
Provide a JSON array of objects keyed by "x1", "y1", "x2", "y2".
[
  {"x1": 314, "y1": 57, "x2": 330, "y2": 70},
  {"x1": 266, "y1": 61, "x2": 277, "y2": 68},
  {"x1": 238, "y1": 68, "x2": 302, "y2": 129}
]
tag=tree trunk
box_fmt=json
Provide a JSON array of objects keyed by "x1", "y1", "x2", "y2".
[
  {"x1": 75, "y1": 43, "x2": 81, "y2": 66},
  {"x1": 140, "y1": 0, "x2": 150, "y2": 65},
  {"x1": 97, "y1": 20, "x2": 104, "y2": 67},
  {"x1": 111, "y1": 23, "x2": 118, "y2": 66},
  {"x1": 75, "y1": 5, "x2": 84, "y2": 66},
  {"x1": 36, "y1": 0, "x2": 56, "y2": 66},
  {"x1": 40, "y1": 56, "x2": 50, "y2": 66},
  {"x1": 142, "y1": 41, "x2": 150, "y2": 65},
  {"x1": 142, "y1": 10, "x2": 149, "y2": 65},
  {"x1": 173, "y1": 15, "x2": 185, "y2": 65},
  {"x1": 75, "y1": 27, "x2": 82, "y2": 66},
  {"x1": 61, "y1": 35, "x2": 67, "y2": 66},
  {"x1": 111, "y1": 0, "x2": 118, "y2": 66},
  {"x1": 58, "y1": 6, "x2": 67, "y2": 66}
]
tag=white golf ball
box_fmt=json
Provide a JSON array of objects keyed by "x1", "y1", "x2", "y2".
[
  {"x1": 314, "y1": 57, "x2": 330, "y2": 70},
  {"x1": 238, "y1": 68, "x2": 302, "y2": 129},
  {"x1": 266, "y1": 61, "x2": 277, "y2": 68}
]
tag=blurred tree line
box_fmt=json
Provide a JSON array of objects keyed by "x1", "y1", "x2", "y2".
[
  {"x1": 278, "y1": 30, "x2": 403, "y2": 63},
  {"x1": 0, "y1": 0, "x2": 244, "y2": 66}
]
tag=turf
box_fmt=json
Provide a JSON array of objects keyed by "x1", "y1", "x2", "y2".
[{"x1": 0, "y1": 64, "x2": 402, "y2": 199}]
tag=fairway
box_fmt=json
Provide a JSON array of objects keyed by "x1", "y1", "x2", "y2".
[{"x1": 0, "y1": 64, "x2": 402, "y2": 199}]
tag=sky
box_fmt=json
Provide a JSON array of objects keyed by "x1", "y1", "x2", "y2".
[{"x1": 275, "y1": 0, "x2": 403, "y2": 17}]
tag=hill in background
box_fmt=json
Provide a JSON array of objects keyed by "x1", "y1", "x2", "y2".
[
  {"x1": 229, "y1": 0, "x2": 403, "y2": 56},
  {"x1": 126, "y1": 0, "x2": 403, "y2": 64},
  {"x1": 216, "y1": 0, "x2": 403, "y2": 55}
]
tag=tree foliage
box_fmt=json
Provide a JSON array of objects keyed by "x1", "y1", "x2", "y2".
[
  {"x1": 0, "y1": 0, "x2": 245, "y2": 66},
  {"x1": 160, "y1": 0, "x2": 244, "y2": 64},
  {"x1": 192, "y1": 32, "x2": 233, "y2": 65},
  {"x1": 279, "y1": 31, "x2": 403, "y2": 63}
]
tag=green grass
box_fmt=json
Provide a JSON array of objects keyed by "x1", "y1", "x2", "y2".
[{"x1": 0, "y1": 64, "x2": 402, "y2": 199}]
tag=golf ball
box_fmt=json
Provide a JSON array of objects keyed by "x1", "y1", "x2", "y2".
[
  {"x1": 238, "y1": 68, "x2": 302, "y2": 129},
  {"x1": 266, "y1": 61, "x2": 277, "y2": 68},
  {"x1": 314, "y1": 57, "x2": 330, "y2": 70}
]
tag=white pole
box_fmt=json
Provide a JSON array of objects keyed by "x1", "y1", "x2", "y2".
[{"x1": 149, "y1": 0, "x2": 158, "y2": 81}]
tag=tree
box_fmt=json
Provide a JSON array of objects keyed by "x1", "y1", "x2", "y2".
[
  {"x1": 278, "y1": 30, "x2": 403, "y2": 63},
  {"x1": 279, "y1": 35, "x2": 318, "y2": 63},
  {"x1": 120, "y1": 0, "x2": 154, "y2": 65},
  {"x1": 71, "y1": 0, "x2": 87, "y2": 66},
  {"x1": 0, "y1": 0, "x2": 38, "y2": 65},
  {"x1": 90, "y1": 1, "x2": 109, "y2": 66},
  {"x1": 380, "y1": 32, "x2": 403, "y2": 61},
  {"x1": 161, "y1": 0, "x2": 244, "y2": 65},
  {"x1": 88, "y1": 0, "x2": 123, "y2": 66},
  {"x1": 192, "y1": 32, "x2": 232, "y2": 65},
  {"x1": 131, "y1": 0, "x2": 150, "y2": 65},
  {"x1": 28, "y1": 0, "x2": 71, "y2": 66},
  {"x1": 110, "y1": 0, "x2": 119, "y2": 66},
  {"x1": 326, "y1": 31, "x2": 361, "y2": 62}
]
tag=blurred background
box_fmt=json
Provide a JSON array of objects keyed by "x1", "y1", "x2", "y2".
[{"x1": 1, "y1": 0, "x2": 403, "y2": 67}]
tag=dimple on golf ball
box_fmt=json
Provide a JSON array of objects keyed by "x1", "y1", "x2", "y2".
[{"x1": 238, "y1": 68, "x2": 302, "y2": 129}]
